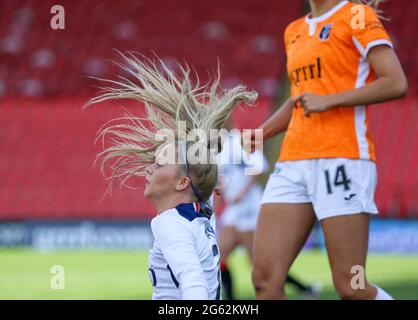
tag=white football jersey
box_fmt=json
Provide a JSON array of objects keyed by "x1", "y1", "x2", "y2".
[{"x1": 148, "y1": 202, "x2": 221, "y2": 300}]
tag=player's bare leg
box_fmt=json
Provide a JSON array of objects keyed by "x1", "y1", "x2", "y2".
[
  {"x1": 238, "y1": 231, "x2": 254, "y2": 263},
  {"x1": 219, "y1": 226, "x2": 238, "y2": 300},
  {"x1": 252, "y1": 203, "x2": 316, "y2": 299},
  {"x1": 219, "y1": 226, "x2": 238, "y2": 262},
  {"x1": 321, "y1": 213, "x2": 378, "y2": 300}
]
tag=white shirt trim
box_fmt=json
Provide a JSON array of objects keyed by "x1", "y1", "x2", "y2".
[
  {"x1": 354, "y1": 50, "x2": 371, "y2": 159},
  {"x1": 353, "y1": 37, "x2": 393, "y2": 58},
  {"x1": 305, "y1": 0, "x2": 349, "y2": 36},
  {"x1": 364, "y1": 39, "x2": 393, "y2": 57},
  {"x1": 352, "y1": 36, "x2": 365, "y2": 56}
]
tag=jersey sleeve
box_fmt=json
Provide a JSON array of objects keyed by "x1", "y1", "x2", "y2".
[
  {"x1": 351, "y1": 5, "x2": 393, "y2": 57},
  {"x1": 152, "y1": 214, "x2": 209, "y2": 299}
]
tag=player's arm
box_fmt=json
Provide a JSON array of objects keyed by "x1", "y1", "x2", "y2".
[
  {"x1": 296, "y1": 46, "x2": 408, "y2": 116},
  {"x1": 259, "y1": 97, "x2": 293, "y2": 140},
  {"x1": 243, "y1": 21, "x2": 296, "y2": 152},
  {"x1": 331, "y1": 46, "x2": 407, "y2": 106},
  {"x1": 153, "y1": 215, "x2": 209, "y2": 299},
  {"x1": 244, "y1": 97, "x2": 293, "y2": 152}
]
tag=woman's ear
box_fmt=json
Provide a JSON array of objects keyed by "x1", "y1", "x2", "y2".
[{"x1": 175, "y1": 176, "x2": 190, "y2": 191}]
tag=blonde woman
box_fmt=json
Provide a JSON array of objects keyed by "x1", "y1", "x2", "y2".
[
  {"x1": 89, "y1": 54, "x2": 257, "y2": 300},
  {"x1": 247, "y1": 0, "x2": 408, "y2": 299}
]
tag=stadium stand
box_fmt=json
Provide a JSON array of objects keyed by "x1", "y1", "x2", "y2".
[{"x1": 0, "y1": 0, "x2": 302, "y2": 98}]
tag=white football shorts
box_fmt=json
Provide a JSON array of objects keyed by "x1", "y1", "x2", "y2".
[{"x1": 260, "y1": 158, "x2": 378, "y2": 220}]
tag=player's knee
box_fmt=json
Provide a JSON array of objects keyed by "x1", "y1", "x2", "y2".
[
  {"x1": 252, "y1": 265, "x2": 270, "y2": 291},
  {"x1": 252, "y1": 269, "x2": 286, "y2": 299},
  {"x1": 333, "y1": 273, "x2": 363, "y2": 300},
  {"x1": 336, "y1": 285, "x2": 362, "y2": 300},
  {"x1": 252, "y1": 264, "x2": 285, "y2": 297}
]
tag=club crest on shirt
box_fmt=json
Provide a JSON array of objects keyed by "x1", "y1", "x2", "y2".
[{"x1": 319, "y1": 24, "x2": 333, "y2": 41}]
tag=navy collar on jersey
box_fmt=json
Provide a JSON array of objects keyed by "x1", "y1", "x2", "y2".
[{"x1": 175, "y1": 201, "x2": 209, "y2": 222}]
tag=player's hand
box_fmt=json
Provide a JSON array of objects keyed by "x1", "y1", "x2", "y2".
[{"x1": 294, "y1": 93, "x2": 333, "y2": 116}]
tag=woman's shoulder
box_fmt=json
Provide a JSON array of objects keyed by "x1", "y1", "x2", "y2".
[
  {"x1": 284, "y1": 16, "x2": 308, "y2": 48},
  {"x1": 151, "y1": 208, "x2": 193, "y2": 238},
  {"x1": 285, "y1": 16, "x2": 306, "y2": 35},
  {"x1": 151, "y1": 208, "x2": 182, "y2": 229}
]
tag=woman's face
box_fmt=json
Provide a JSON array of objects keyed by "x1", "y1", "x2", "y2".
[{"x1": 144, "y1": 144, "x2": 183, "y2": 200}]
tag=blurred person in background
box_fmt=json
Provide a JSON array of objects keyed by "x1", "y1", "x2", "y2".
[{"x1": 89, "y1": 54, "x2": 257, "y2": 299}]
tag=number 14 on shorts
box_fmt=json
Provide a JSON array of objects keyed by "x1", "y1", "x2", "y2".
[{"x1": 324, "y1": 165, "x2": 351, "y2": 194}]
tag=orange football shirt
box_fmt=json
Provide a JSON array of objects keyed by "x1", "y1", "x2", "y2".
[{"x1": 279, "y1": 0, "x2": 393, "y2": 162}]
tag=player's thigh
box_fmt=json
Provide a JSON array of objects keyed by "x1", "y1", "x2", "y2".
[
  {"x1": 218, "y1": 225, "x2": 238, "y2": 260},
  {"x1": 253, "y1": 203, "x2": 316, "y2": 280},
  {"x1": 321, "y1": 213, "x2": 370, "y2": 286}
]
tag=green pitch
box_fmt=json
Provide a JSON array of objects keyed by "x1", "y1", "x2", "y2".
[{"x1": 1, "y1": 248, "x2": 417, "y2": 300}]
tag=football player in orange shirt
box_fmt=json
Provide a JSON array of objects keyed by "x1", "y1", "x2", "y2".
[{"x1": 247, "y1": 0, "x2": 407, "y2": 300}]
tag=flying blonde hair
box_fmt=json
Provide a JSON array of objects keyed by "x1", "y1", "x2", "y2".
[{"x1": 87, "y1": 53, "x2": 257, "y2": 202}]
